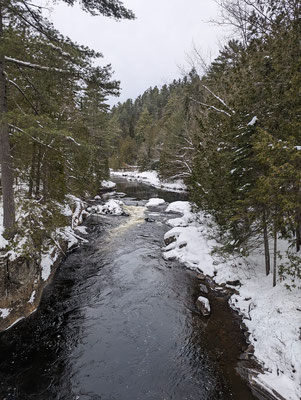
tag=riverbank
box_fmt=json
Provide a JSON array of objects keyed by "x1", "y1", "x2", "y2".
[
  {"x1": 162, "y1": 201, "x2": 301, "y2": 400},
  {"x1": 0, "y1": 194, "x2": 88, "y2": 332},
  {"x1": 110, "y1": 169, "x2": 187, "y2": 192}
]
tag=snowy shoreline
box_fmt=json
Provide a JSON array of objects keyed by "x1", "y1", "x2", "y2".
[
  {"x1": 0, "y1": 194, "x2": 89, "y2": 332},
  {"x1": 110, "y1": 169, "x2": 187, "y2": 192},
  {"x1": 162, "y1": 202, "x2": 301, "y2": 400},
  {"x1": 0, "y1": 180, "x2": 121, "y2": 332}
]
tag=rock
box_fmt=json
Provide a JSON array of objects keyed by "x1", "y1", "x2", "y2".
[
  {"x1": 199, "y1": 283, "x2": 209, "y2": 294},
  {"x1": 164, "y1": 235, "x2": 176, "y2": 246},
  {"x1": 226, "y1": 279, "x2": 241, "y2": 287},
  {"x1": 196, "y1": 296, "x2": 211, "y2": 316},
  {"x1": 196, "y1": 273, "x2": 206, "y2": 280}
]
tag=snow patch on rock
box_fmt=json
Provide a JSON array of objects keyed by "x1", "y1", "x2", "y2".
[
  {"x1": 146, "y1": 198, "x2": 165, "y2": 207},
  {"x1": 28, "y1": 291, "x2": 36, "y2": 304},
  {"x1": 92, "y1": 199, "x2": 125, "y2": 216},
  {"x1": 196, "y1": 296, "x2": 211, "y2": 316},
  {"x1": 0, "y1": 308, "x2": 10, "y2": 319}
]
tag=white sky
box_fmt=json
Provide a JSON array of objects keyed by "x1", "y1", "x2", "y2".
[{"x1": 46, "y1": 0, "x2": 228, "y2": 105}]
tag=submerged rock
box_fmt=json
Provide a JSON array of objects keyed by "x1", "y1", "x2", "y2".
[
  {"x1": 197, "y1": 272, "x2": 206, "y2": 280},
  {"x1": 196, "y1": 296, "x2": 211, "y2": 316},
  {"x1": 199, "y1": 283, "x2": 209, "y2": 294}
]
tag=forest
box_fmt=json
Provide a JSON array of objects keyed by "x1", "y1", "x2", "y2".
[
  {"x1": 107, "y1": 0, "x2": 301, "y2": 286},
  {"x1": 0, "y1": 0, "x2": 134, "y2": 255},
  {"x1": 0, "y1": 1, "x2": 300, "y2": 399}
]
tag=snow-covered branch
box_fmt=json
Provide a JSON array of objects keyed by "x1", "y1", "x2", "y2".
[
  {"x1": 202, "y1": 85, "x2": 235, "y2": 114},
  {"x1": 189, "y1": 96, "x2": 232, "y2": 117},
  {"x1": 5, "y1": 57, "x2": 69, "y2": 73},
  {"x1": 8, "y1": 79, "x2": 38, "y2": 114},
  {"x1": 9, "y1": 124, "x2": 53, "y2": 148}
]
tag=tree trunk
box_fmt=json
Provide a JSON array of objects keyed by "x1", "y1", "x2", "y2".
[
  {"x1": 0, "y1": 6, "x2": 15, "y2": 233},
  {"x1": 263, "y1": 212, "x2": 270, "y2": 276},
  {"x1": 35, "y1": 145, "x2": 42, "y2": 198},
  {"x1": 28, "y1": 142, "x2": 37, "y2": 198},
  {"x1": 296, "y1": 213, "x2": 301, "y2": 252},
  {"x1": 273, "y1": 226, "x2": 277, "y2": 287}
]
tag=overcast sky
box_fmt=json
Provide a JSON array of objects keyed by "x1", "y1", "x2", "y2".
[{"x1": 46, "y1": 0, "x2": 228, "y2": 105}]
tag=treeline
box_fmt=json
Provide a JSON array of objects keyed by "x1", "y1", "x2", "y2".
[
  {"x1": 108, "y1": 0, "x2": 301, "y2": 285},
  {"x1": 0, "y1": 0, "x2": 134, "y2": 244}
]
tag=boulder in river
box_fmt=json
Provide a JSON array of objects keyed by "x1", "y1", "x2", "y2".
[{"x1": 196, "y1": 296, "x2": 211, "y2": 316}]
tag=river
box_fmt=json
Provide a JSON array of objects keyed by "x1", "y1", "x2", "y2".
[{"x1": 0, "y1": 178, "x2": 256, "y2": 400}]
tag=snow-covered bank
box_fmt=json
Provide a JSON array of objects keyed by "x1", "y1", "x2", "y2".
[
  {"x1": 110, "y1": 170, "x2": 187, "y2": 192},
  {"x1": 163, "y1": 201, "x2": 301, "y2": 400},
  {"x1": 0, "y1": 195, "x2": 88, "y2": 332}
]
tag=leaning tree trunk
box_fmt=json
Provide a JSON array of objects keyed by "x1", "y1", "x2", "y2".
[{"x1": 0, "y1": 6, "x2": 15, "y2": 233}]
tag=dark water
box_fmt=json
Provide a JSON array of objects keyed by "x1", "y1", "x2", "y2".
[{"x1": 0, "y1": 178, "x2": 256, "y2": 400}]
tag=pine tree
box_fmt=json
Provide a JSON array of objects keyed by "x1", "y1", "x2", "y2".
[{"x1": 0, "y1": 0, "x2": 134, "y2": 234}]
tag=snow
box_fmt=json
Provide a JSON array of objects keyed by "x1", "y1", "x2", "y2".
[
  {"x1": 247, "y1": 116, "x2": 258, "y2": 126},
  {"x1": 0, "y1": 308, "x2": 10, "y2": 319},
  {"x1": 41, "y1": 247, "x2": 59, "y2": 281},
  {"x1": 101, "y1": 180, "x2": 117, "y2": 189},
  {"x1": 165, "y1": 201, "x2": 191, "y2": 214},
  {"x1": 28, "y1": 291, "x2": 36, "y2": 304},
  {"x1": 110, "y1": 170, "x2": 186, "y2": 192},
  {"x1": 5, "y1": 56, "x2": 67, "y2": 73},
  {"x1": 92, "y1": 199, "x2": 124, "y2": 215},
  {"x1": 163, "y1": 226, "x2": 216, "y2": 275},
  {"x1": 145, "y1": 198, "x2": 165, "y2": 207},
  {"x1": 165, "y1": 201, "x2": 196, "y2": 227},
  {"x1": 162, "y1": 201, "x2": 301, "y2": 400},
  {"x1": 196, "y1": 296, "x2": 211, "y2": 314},
  {"x1": 75, "y1": 225, "x2": 88, "y2": 235},
  {"x1": 66, "y1": 136, "x2": 81, "y2": 146}
]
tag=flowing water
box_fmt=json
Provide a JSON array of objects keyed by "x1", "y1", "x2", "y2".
[{"x1": 0, "y1": 178, "x2": 256, "y2": 400}]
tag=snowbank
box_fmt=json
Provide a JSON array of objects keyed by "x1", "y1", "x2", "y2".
[
  {"x1": 162, "y1": 201, "x2": 301, "y2": 400},
  {"x1": 146, "y1": 198, "x2": 165, "y2": 207},
  {"x1": 110, "y1": 170, "x2": 186, "y2": 192}
]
